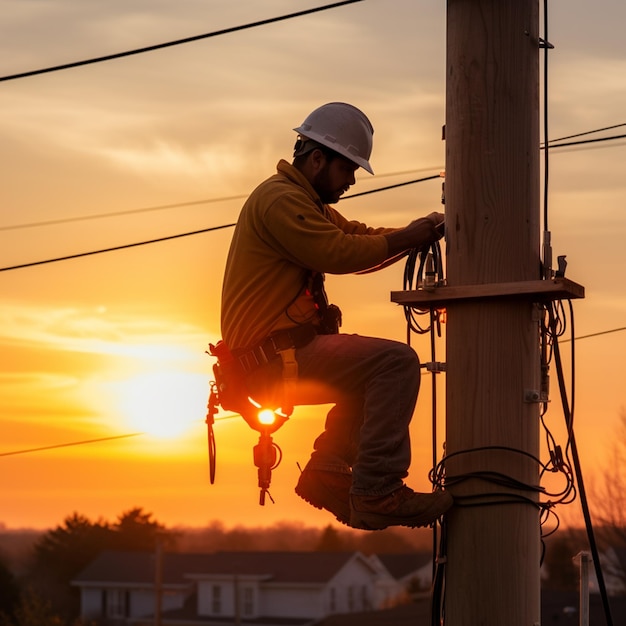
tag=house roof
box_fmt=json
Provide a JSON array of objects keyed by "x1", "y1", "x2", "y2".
[
  {"x1": 72, "y1": 551, "x2": 212, "y2": 587},
  {"x1": 186, "y1": 551, "x2": 371, "y2": 583},
  {"x1": 72, "y1": 550, "x2": 372, "y2": 587},
  {"x1": 375, "y1": 553, "x2": 433, "y2": 580}
]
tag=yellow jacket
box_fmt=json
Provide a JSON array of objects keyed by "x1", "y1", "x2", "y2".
[{"x1": 221, "y1": 160, "x2": 392, "y2": 350}]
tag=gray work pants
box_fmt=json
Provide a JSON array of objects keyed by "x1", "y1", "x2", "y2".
[{"x1": 245, "y1": 333, "x2": 421, "y2": 496}]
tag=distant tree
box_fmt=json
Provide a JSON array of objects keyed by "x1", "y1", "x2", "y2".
[
  {"x1": 24, "y1": 508, "x2": 174, "y2": 622},
  {"x1": 25, "y1": 513, "x2": 112, "y2": 621},
  {"x1": 111, "y1": 507, "x2": 177, "y2": 551},
  {"x1": 0, "y1": 554, "x2": 20, "y2": 619},
  {"x1": 315, "y1": 525, "x2": 350, "y2": 552},
  {"x1": 594, "y1": 409, "x2": 626, "y2": 548},
  {"x1": 355, "y1": 527, "x2": 419, "y2": 555}
]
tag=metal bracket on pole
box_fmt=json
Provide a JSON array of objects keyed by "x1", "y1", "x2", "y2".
[
  {"x1": 524, "y1": 389, "x2": 548, "y2": 404},
  {"x1": 424, "y1": 361, "x2": 447, "y2": 373}
]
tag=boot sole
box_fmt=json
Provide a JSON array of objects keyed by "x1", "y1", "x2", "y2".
[
  {"x1": 295, "y1": 481, "x2": 351, "y2": 526},
  {"x1": 350, "y1": 493, "x2": 453, "y2": 530}
]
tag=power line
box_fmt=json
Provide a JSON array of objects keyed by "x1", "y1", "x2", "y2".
[
  {"x1": 0, "y1": 167, "x2": 442, "y2": 233},
  {"x1": 0, "y1": 0, "x2": 364, "y2": 83},
  {"x1": 545, "y1": 123, "x2": 626, "y2": 145},
  {"x1": 0, "y1": 174, "x2": 440, "y2": 272},
  {"x1": 4, "y1": 125, "x2": 621, "y2": 234},
  {"x1": 544, "y1": 133, "x2": 626, "y2": 150},
  {"x1": 0, "y1": 195, "x2": 247, "y2": 232},
  {"x1": 561, "y1": 326, "x2": 626, "y2": 343},
  {"x1": 0, "y1": 432, "x2": 143, "y2": 457},
  {"x1": 2, "y1": 414, "x2": 238, "y2": 458},
  {"x1": 0, "y1": 223, "x2": 236, "y2": 272},
  {"x1": 344, "y1": 174, "x2": 440, "y2": 198}
]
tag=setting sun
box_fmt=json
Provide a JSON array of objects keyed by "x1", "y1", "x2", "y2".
[{"x1": 113, "y1": 371, "x2": 208, "y2": 438}]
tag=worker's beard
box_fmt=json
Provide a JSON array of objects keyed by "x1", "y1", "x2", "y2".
[{"x1": 312, "y1": 165, "x2": 345, "y2": 204}]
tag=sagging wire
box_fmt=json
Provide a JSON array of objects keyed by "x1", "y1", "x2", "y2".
[
  {"x1": 402, "y1": 241, "x2": 444, "y2": 340},
  {"x1": 539, "y1": 0, "x2": 611, "y2": 617},
  {"x1": 0, "y1": 0, "x2": 365, "y2": 83},
  {"x1": 401, "y1": 241, "x2": 447, "y2": 622},
  {"x1": 540, "y1": 0, "x2": 554, "y2": 279},
  {"x1": 546, "y1": 299, "x2": 615, "y2": 626}
]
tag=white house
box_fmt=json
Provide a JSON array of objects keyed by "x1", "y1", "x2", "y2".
[{"x1": 72, "y1": 550, "x2": 419, "y2": 625}]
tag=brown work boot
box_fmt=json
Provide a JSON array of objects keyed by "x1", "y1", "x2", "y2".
[
  {"x1": 295, "y1": 469, "x2": 352, "y2": 525},
  {"x1": 350, "y1": 485, "x2": 453, "y2": 530}
]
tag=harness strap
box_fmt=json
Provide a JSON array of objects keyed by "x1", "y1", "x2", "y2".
[
  {"x1": 277, "y1": 347, "x2": 298, "y2": 416},
  {"x1": 234, "y1": 323, "x2": 317, "y2": 375}
]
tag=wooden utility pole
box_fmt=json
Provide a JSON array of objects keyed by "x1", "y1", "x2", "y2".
[
  {"x1": 392, "y1": 1, "x2": 584, "y2": 623},
  {"x1": 444, "y1": 1, "x2": 541, "y2": 624}
]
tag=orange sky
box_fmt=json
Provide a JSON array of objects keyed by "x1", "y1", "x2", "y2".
[{"x1": 1, "y1": 0, "x2": 625, "y2": 531}]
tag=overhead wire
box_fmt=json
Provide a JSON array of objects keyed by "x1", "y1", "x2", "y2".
[
  {"x1": 0, "y1": 0, "x2": 365, "y2": 83},
  {"x1": 545, "y1": 133, "x2": 626, "y2": 150},
  {"x1": 537, "y1": 0, "x2": 612, "y2": 620},
  {"x1": 0, "y1": 167, "x2": 442, "y2": 233},
  {"x1": 0, "y1": 432, "x2": 143, "y2": 456},
  {"x1": 0, "y1": 414, "x2": 239, "y2": 458},
  {"x1": 0, "y1": 173, "x2": 441, "y2": 272},
  {"x1": 1, "y1": 127, "x2": 621, "y2": 234},
  {"x1": 548, "y1": 301, "x2": 615, "y2": 626},
  {"x1": 543, "y1": 122, "x2": 626, "y2": 145},
  {"x1": 0, "y1": 195, "x2": 247, "y2": 232},
  {"x1": 0, "y1": 223, "x2": 236, "y2": 272}
]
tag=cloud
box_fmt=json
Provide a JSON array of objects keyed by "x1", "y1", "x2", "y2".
[{"x1": 0, "y1": 303, "x2": 206, "y2": 362}]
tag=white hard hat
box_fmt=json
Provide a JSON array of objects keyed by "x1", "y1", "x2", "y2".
[{"x1": 293, "y1": 102, "x2": 374, "y2": 174}]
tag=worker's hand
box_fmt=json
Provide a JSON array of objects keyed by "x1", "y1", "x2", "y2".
[
  {"x1": 384, "y1": 212, "x2": 445, "y2": 257},
  {"x1": 425, "y1": 211, "x2": 445, "y2": 240},
  {"x1": 405, "y1": 212, "x2": 445, "y2": 244}
]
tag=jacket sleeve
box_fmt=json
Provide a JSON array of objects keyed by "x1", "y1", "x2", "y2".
[{"x1": 259, "y1": 191, "x2": 390, "y2": 274}]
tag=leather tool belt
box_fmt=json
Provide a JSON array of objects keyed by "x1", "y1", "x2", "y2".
[{"x1": 233, "y1": 323, "x2": 318, "y2": 375}]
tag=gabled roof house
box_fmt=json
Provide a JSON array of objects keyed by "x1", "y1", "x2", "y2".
[{"x1": 72, "y1": 550, "x2": 410, "y2": 625}]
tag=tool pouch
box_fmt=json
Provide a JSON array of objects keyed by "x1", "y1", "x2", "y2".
[{"x1": 208, "y1": 340, "x2": 250, "y2": 414}]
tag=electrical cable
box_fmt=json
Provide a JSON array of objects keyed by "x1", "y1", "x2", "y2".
[
  {"x1": 400, "y1": 241, "x2": 448, "y2": 622},
  {"x1": 0, "y1": 432, "x2": 143, "y2": 456},
  {"x1": 344, "y1": 174, "x2": 440, "y2": 199},
  {"x1": 0, "y1": 0, "x2": 365, "y2": 83},
  {"x1": 561, "y1": 326, "x2": 626, "y2": 343},
  {"x1": 0, "y1": 223, "x2": 236, "y2": 272},
  {"x1": 550, "y1": 302, "x2": 615, "y2": 626},
  {"x1": 2, "y1": 125, "x2": 621, "y2": 234},
  {"x1": 0, "y1": 170, "x2": 441, "y2": 233},
  {"x1": 0, "y1": 195, "x2": 247, "y2": 232},
  {"x1": 1, "y1": 413, "x2": 239, "y2": 459},
  {"x1": 544, "y1": 133, "x2": 626, "y2": 150},
  {"x1": 542, "y1": 122, "x2": 626, "y2": 145},
  {"x1": 0, "y1": 173, "x2": 440, "y2": 273},
  {"x1": 542, "y1": 0, "x2": 550, "y2": 235}
]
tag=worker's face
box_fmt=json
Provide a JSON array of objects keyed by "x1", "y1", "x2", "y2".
[{"x1": 312, "y1": 154, "x2": 358, "y2": 204}]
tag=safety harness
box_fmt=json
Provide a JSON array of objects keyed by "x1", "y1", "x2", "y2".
[{"x1": 206, "y1": 272, "x2": 341, "y2": 504}]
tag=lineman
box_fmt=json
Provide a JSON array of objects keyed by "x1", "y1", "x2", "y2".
[{"x1": 220, "y1": 102, "x2": 452, "y2": 529}]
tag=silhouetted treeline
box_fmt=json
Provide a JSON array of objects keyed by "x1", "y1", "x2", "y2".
[
  {"x1": 0, "y1": 509, "x2": 433, "y2": 625},
  {"x1": 0, "y1": 506, "x2": 620, "y2": 626}
]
